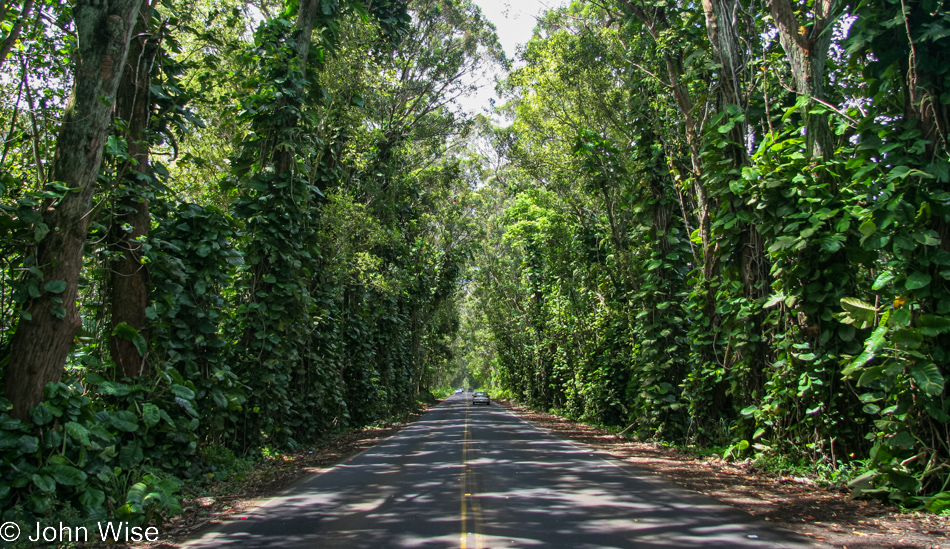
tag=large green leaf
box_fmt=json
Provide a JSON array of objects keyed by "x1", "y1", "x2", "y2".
[
  {"x1": 890, "y1": 328, "x2": 922, "y2": 349},
  {"x1": 132, "y1": 332, "x2": 147, "y2": 356},
  {"x1": 909, "y1": 362, "x2": 945, "y2": 396},
  {"x1": 18, "y1": 435, "x2": 38, "y2": 453},
  {"x1": 43, "y1": 280, "x2": 67, "y2": 293},
  {"x1": 839, "y1": 297, "x2": 876, "y2": 329},
  {"x1": 916, "y1": 314, "x2": 950, "y2": 336},
  {"x1": 32, "y1": 474, "x2": 56, "y2": 492},
  {"x1": 79, "y1": 487, "x2": 106, "y2": 510},
  {"x1": 65, "y1": 422, "x2": 91, "y2": 447},
  {"x1": 47, "y1": 464, "x2": 87, "y2": 486},
  {"x1": 858, "y1": 219, "x2": 877, "y2": 236},
  {"x1": 857, "y1": 365, "x2": 885, "y2": 387},
  {"x1": 926, "y1": 492, "x2": 950, "y2": 513},
  {"x1": 866, "y1": 325, "x2": 888, "y2": 353},
  {"x1": 112, "y1": 321, "x2": 140, "y2": 341},
  {"x1": 763, "y1": 293, "x2": 785, "y2": 309},
  {"x1": 872, "y1": 270, "x2": 896, "y2": 290},
  {"x1": 119, "y1": 440, "x2": 144, "y2": 469},
  {"x1": 905, "y1": 272, "x2": 932, "y2": 290},
  {"x1": 98, "y1": 381, "x2": 132, "y2": 397},
  {"x1": 886, "y1": 471, "x2": 921, "y2": 493},
  {"x1": 142, "y1": 403, "x2": 161, "y2": 427},
  {"x1": 29, "y1": 403, "x2": 54, "y2": 425},
  {"x1": 175, "y1": 397, "x2": 198, "y2": 417},
  {"x1": 109, "y1": 410, "x2": 139, "y2": 432},
  {"x1": 170, "y1": 384, "x2": 196, "y2": 400}
]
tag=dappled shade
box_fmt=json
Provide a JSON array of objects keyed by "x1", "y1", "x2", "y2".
[{"x1": 186, "y1": 398, "x2": 809, "y2": 548}]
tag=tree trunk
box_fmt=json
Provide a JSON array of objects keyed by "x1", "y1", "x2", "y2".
[
  {"x1": 108, "y1": 2, "x2": 159, "y2": 379},
  {"x1": 702, "y1": 0, "x2": 743, "y2": 109},
  {"x1": 270, "y1": 0, "x2": 323, "y2": 175},
  {"x1": 769, "y1": 0, "x2": 837, "y2": 160},
  {"x1": 4, "y1": 0, "x2": 144, "y2": 419}
]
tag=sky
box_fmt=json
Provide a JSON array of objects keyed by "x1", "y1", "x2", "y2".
[{"x1": 456, "y1": 0, "x2": 567, "y2": 114}]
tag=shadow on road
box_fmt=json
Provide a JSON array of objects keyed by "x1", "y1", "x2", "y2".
[{"x1": 184, "y1": 397, "x2": 816, "y2": 548}]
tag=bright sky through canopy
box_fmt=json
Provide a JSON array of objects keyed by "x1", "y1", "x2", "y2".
[{"x1": 458, "y1": 0, "x2": 567, "y2": 114}]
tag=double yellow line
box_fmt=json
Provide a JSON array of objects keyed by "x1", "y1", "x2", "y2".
[{"x1": 460, "y1": 399, "x2": 484, "y2": 549}]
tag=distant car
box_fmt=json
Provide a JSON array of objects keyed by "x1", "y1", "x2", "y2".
[
  {"x1": 454, "y1": 388, "x2": 463, "y2": 394},
  {"x1": 472, "y1": 391, "x2": 490, "y2": 405}
]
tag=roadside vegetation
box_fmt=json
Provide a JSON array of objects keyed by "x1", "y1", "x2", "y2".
[
  {"x1": 0, "y1": 0, "x2": 503, "y2": 538},
  {"x1": 464, "y1": 0, "x2": 950, "y2": 513}
]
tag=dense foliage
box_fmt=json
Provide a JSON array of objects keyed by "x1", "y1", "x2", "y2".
[
  {"x1": 0, "y1": 0, "x2": 501, "y2": 535},
  {"x1": 469, "y1": 0, "x2": 950, "y2": 510},
  {"x1": 3, "y1": 0, "x2": 950, "y2": 534}
]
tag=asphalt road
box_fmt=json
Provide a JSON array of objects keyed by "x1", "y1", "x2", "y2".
[{"x1": 184, "y1": 394, "x2": 817, "y2": 548}]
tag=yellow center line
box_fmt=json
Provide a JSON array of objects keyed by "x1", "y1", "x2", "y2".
[
  {"x1": 460, "y1": 398, "x2": 484, "y2": 549},
  {"x1": 460, "y1": 401, "x2": 468, "y2": 549}
]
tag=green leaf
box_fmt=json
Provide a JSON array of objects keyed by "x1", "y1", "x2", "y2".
[
  {"x1": 34, "y1": 222, "x2": 49, "y2": 242},
  {"x1": 890, "y1": 328, "x2": 923, "y2": 349},
  {"x1": 858, "y1": 365, "x2": 886, "y2": 387},
  {"x1": 840, "y1": 297, "x2": 877, "y2": 329},
  {"x1": 119, "y1": 440, "x2": 144, "y2": 469},
  {"x1": 109, "y1": 410, "x2": 139, "y2": 432},
  {"x1": 866, "y1": 325, "x2": 888, "y2": 353},
  {"x1": 887, "y1": 471, "x2": 921, "y2": 493},
  {"x1": 872, "y1": 271, "x2": 896, "y2": 291},
  {"x1": 142, "y1": 403, "x2": 160, "y2": 427},
  {"x1": 98, "y1": 381, "x2": 132, "y2": 396},
  {"x1": 859, "y1": 219, "x2": 877, "y2": 236},
  {"x1": 198, "y1": 319, "x2": 216, "y2": 334},
  {"x1": 768, "y1": 236, "x2": 797, "y2": 252},
  {"x1": 905, "y1": 272, "x2": 932, "y2": 291},
  {"x1": 763, "y1": 293, "x2": 785, "y2": 309},
  {"x1": 170, "y1": 384, "x2": 195, "y2": 400},
  {"x1": 32, "y1": 474, "x2": 56, "y2": 492},
  {"x1": 79, "y1": 487, "x2": 106, "y2": 510},
  {"x1": 933, "y1": 249, "x2": 950, "y2": 266},
  {"x1": 916, "y1": 314, "x2": 950, "y2": 336},
  {"x1": 909, "y1": 363, "x2": 945, "y2": 396},
  {"x1": 43, "y1": 280, "x2": 67, "y2": 293},
  {"x1": 175, "y1": 397, "x2": 198, "y2": 417},
  {"x1": 926, "y1": 492, "x2": 950, "y2": 513},
  {"x1": 862, "y1": 403, "x2": 881, "y2": 414},
  {"x1": 112, "y1": 322, "x2": 140, "y2": 341},
  {"x1": 18, "y1": 435, "x2": 38, "y2": 453},
  {"x1": 47, "y1": 464, "x2": 87, "y2": 485},
  {"x1": 132, "y1": 333, "x2": 147, "y2": 356},
  {"x1": 65, "y1": 422, "x2": 91, "y2": 447},
  {"x1": 30, "y1": 404, "x2": 54, "y2": 425}
]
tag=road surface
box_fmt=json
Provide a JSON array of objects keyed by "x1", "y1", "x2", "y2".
[{"x1": 184, "y1": 394, "x2": 816, "y2": 548}]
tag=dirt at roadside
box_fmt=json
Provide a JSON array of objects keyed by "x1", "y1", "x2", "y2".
[{"x1": 500, "y1": 401, "x2": 949, "y2": 549}]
